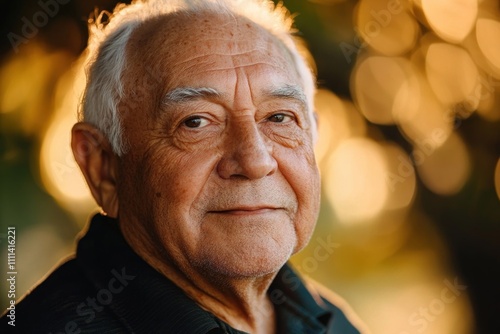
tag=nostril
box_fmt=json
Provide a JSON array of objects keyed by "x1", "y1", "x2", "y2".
[
  {"x1": 217, "y1": 141, "x2": 277, "y2": 180},
  {"x1": 216, "y1": 122, "x2": 277, "y2": 180}
]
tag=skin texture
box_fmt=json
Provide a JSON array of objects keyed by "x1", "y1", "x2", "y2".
[{"x1": 72, "y1": 11, "x2": 320, "y2": 334}]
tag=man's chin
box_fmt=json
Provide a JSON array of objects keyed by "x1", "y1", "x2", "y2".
[{"x1": 195, "y1": 246, "x2": 294, "y2": 280}]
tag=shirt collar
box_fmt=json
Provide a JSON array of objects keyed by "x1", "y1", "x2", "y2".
[{"x1": 269, "y1": 266, "x2": 333, "y2": 334}]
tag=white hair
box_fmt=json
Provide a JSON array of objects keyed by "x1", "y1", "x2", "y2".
[{"x1": 79, "y1": 0, "x2": 317, "y2": 155}]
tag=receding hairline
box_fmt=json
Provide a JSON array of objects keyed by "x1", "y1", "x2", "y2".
[
  {"x1": 122, "y1": 9, "x2": 307, "y2": 107},
  {"x1": 124, "y1": 8, "x2": 297, "y2": 62}
]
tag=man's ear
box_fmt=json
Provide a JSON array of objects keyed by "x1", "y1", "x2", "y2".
[{"x1": 71, "y1": 122, "x2": 119, "y2": 218}]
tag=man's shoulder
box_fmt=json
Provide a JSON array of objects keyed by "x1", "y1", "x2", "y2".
[
  {"x1": 17, "y1": 257, "x2": 87, "y2": 303},
  {"x1": 303, "y1": 277, "x2": 371, "y2": 334},
  {"x1": 270, "y1": 265, "x2": 369, "y2": 334},
  {"x1": 1, "y1": 258, "x2": 125, "y2": 333}
]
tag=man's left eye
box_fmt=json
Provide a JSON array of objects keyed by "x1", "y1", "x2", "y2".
[
  {"x1": 267, "y1": 113, "x2": 293, "y2": 123},
  {"x1": 183, "y1": 116, "x2": 209, "y2": 128}
]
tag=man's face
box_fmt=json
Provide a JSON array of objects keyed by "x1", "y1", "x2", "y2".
[{"x1": 117, "y1": 13, "x2": 320, "y2": 278}]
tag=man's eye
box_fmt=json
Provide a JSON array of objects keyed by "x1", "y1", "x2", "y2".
[
  {"x1": 183, "y1": 116, "x2": 208, "y2": 128},
  {"x1": 268, "y1": 113, "x2": 293, "y2": 123}
]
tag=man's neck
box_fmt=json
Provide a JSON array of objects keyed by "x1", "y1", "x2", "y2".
[
  {"x1": 190, "y1": 276, "x2": 277, "y2": 334},
  {"x1": 121, "y1": 225, "x2": 278, "y2": 334}
]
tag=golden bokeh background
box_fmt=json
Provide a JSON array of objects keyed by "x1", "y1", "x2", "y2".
[{"x1": 1, "y1": 0, "x2": 499, "y2": 333}]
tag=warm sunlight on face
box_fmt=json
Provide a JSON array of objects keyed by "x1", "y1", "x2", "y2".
[{"x1": 116, "y1": 13, "x2": 320, "y2": 279}]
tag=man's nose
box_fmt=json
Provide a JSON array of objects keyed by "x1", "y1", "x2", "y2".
[{"x1": 217, "y1": 120, "x2": 277, "y2": 180}]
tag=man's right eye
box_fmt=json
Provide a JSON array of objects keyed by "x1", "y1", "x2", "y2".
[{"x1": 183, "y1": 116, "x2": 208, "y2": 128}]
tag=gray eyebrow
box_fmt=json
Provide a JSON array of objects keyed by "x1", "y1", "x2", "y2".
[
  {"x1": 161, "y1": 84, "x2": 307, "y2": 107},
  {"x1": 162, "y1": 87, "x2": 221, "y2": 105},
  {"x1": 265, "y1": 85, "x2": 307, "y2": 106}
]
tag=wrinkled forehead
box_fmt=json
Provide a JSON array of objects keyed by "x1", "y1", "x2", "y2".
[
  {"x1": 129, "y1": 10, "x2": 295, "y2": 63},
  {"x1": 123, "y1": 11, "x2": 299, "y2": 96}
]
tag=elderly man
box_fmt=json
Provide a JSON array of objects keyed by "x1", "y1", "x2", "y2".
[{"x1": 2, "y1": 0, "x2": 365, "y2": 333}]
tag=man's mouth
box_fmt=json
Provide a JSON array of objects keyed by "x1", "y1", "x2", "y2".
[{"x1": 209, "y1": 206, "x2": 279, "y2": 216}]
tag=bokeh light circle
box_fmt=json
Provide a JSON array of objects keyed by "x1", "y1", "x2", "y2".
[
  {"x1": 325, "y1": 137, "x2": 389, "y2": 223},
  {"x1": 421, "y1": 0, "x2": 478, "y2": 43},
  {"x1": 416, "y1": 133, "x2": 471, "y2": 195},
  {"x1": 476, "y1": 18, "x2": 500, "y2": 76},
  {"x1": 356, "y1": 0, "x2": 419, "y2": 56}
]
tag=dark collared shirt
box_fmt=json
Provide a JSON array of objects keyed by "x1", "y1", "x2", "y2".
[{"x1": 2, "y1": 214, "x2": 360, "y2": 333}]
